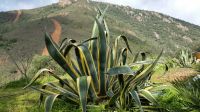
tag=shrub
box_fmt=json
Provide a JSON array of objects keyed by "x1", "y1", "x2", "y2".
[
  {"x1": 165, "y1": 49, "x2": 196, "y2": 70},
  {"x1": 156, "y1": 85, "x2": 185, "y2": 112},
  {"x1": 174, "y1": 49, "x2": 196, "y2": 68},
  {"x1": 157, "y1": 75, "x2": 200, "y2": 112},
  {"x1": 172, "y1": 75, "x2": 200, "y2": 111},
  {"x1": 192, "y1": 63, "x2": 200, "y2": 72},
  {"x1": 27, "y1": 55, "x2": 65, "y2": 78}
]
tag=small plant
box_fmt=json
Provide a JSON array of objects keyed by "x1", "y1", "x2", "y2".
[
  {"x1": 153, "y1": 83, "x2": 187, "y2": 112},
  {"x1": 27, "y1": 55, "x2": 65, "y2": 78},
  {"x1": 25, "y1": 7, "x2": 162, "y2": 112},
  {"x1": 192, "y1": 63, "x2": 200, "y2": 72},
  {"x1": 157, "y1": 75, "x2": 200, "y2": 112},
  {"x1": 165, "y1": 49, "x2": 196, "y2": 70},
  {"x1": 5, "y1": 49, "x2": 31, "y2": 83},
  {"x1": 175, "y1": 49, "x2": 196, "y2": 67},
  {"x1": 172, "y1": 75, "x2": 200, "y2": 111}
]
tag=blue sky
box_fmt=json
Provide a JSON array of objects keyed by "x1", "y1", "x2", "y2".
[{"x1": 0, "y1": 0, "x2": 200, "y2": 26}]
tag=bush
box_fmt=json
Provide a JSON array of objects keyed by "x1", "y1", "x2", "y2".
[
  {"x1": 192, "y1": 63, "x2": 200, "y2": 72},
  {"x1": 157, "y1": 75, "x2": 200, "y2": 112},
  {"x1": 172, "y1": 75, "x2": 200, "y2": 111},
  {"x1": 27, "y1": 55, "x2": 65, "y2": 78},
  {"x1": 157, "y1": 86, "x2": 186, "y2": 112}
]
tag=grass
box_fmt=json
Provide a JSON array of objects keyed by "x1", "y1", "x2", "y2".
[
  {"x1": 0, "y1": 62, "x2": 164, "y2": 112},
  {"x1": 1, "y1": 0, "x2": 200, "y2": 86},
  {"x1": 156, "y1": 85, "x2": 186, "y2": 112},
  {"x1": 0, "y1": 62, "x2": 199, "y2": 112},
  {"x1": 0, "y1": 77, "x2": 80, "y2": 112},
  {"x1": 0, "y1": 78, "x2": 40, "y2": 112},
  {"x1": 0, "y1": 76, "x2": 109, "y2": 112}
]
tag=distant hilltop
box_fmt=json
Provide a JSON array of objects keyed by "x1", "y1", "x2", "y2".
[{"x1": 58, "y1": 0, "x2": 78, "y2": 7}]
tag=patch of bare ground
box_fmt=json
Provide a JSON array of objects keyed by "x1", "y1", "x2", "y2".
[
  {"x1": 176, "y1": 23, "x2": 189, "y2": 31},
  {"x1": 158, "y1": 68, "x2": 198, "y2": 82},
  {"x1": 13, "y1": 10, "x2": 22, "y2": 23},
  {"x1": 42, "y1": 19, "x2": 62, "y2": 56}
]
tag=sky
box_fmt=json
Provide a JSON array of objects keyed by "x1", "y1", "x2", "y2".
[
  {"x1": 0, "y1": 0, "x2": 58, "y2": 11},
  {"x1": 0, "y1": 0, "x2": 200, "y2": 26}
]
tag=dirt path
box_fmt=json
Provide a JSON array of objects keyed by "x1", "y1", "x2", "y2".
[
  {"x1": 13, "y1": 10, "x2": 22, "y2": 23},
  {"x1": 42, "y1": 19, "x2": 62, "y2": 56}
]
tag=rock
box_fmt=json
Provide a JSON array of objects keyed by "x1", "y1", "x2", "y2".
[
  {"x1": 154, "y1": 32, "x2": 160, "y2": 40},
  {"x1": 182, "y1": 36, "x2": 193, "y2": 43},
  {"x1": 176, "y1": 23, "x2": 189, "y2": 31},
  {"x1": 58, "y1": 0, "x2": 77, "y2": 7}
]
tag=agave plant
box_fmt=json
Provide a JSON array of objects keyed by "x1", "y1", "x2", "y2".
[
  {"x1": 25, "y1": 7, "x2": 162, "y2": 112},
  {"x1": 171, "y1": 49, "x2": 195, "y2": 68},
  {"x1": 164, "y1": 49, "x2": 196, "y2": 72}
]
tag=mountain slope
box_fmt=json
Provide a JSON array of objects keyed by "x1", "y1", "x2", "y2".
[
  {"x1": 1, "y1": 1, "x2": 200, "y2": 56},
  {"x1": 0, "y1": 0, "x2": 200, "y2": 84}
]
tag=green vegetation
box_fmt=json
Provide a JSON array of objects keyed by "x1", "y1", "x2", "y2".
[
  {"x1": 25, "y1": 8, "x2": 163, "y2": 112},
  {"x1": 0, "y1": 37, "x2": 17, "y2": 48},
  {"x1": 193, "y1": 63, "x2": 200, "y2": 72},
  {"x1": 165, "y1": 49, "x2": 197, "y2": 71},
  {"x1": 156, "y1": 85, "x2": 186, "y2": 112},
  {"x1": 172, "y1": 75, "x2": 200, "y2": 111},
  {"x1": 27, "y1": 55, "x2": 65, "y2": 78},
  {"x1": 0, "y1": 1, "x2": 200, "y2": 112},
  {"x1": 173, "y1": 49, "x2": 196, "y2": 68},
  {"x1": 157, "y1": 75, "x2": 200, "y2": 112},
  {"x1": 1, "y1": 0, "x2": 200, "y2": 86}
]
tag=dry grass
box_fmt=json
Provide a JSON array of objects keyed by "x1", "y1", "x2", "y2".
[
  {"x1": 158, "y1": 68, "x2": 198, "y2": 82},
  {"x1": 0, "y1": 56, "x2": 9, "y2": 65}
]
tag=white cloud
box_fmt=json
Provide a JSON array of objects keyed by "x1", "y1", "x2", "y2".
[{"x1": 94, "y1": 0, "x2": 200, "y2": 26}]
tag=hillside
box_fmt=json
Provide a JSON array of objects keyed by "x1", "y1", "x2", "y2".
[{"x1": 0, "y1": 0, "x2": 200, "y2": 84}]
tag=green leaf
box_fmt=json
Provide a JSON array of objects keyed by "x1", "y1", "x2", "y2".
[
  {"x1": 45, "y1": 33, "x2": 79, "y2": 80},
  {"x1": 24, "y1": 68, "x2": 52, "y2": 89},
  {"x1": 79, "y1": 45, "x2": 99, "y2": 91},
  {"x1": 45, "y1": 83, "x2": 78, "y2": 99},
  {"x1": 122, "y1": 48, "x2": 127, "y2": 65},
  {"x1": 74, "y1": 46, "x2": 87, "y2": 76},
  {"x1": 44, "y1": 94, "x2": 59, "y2": 112},
  {"x1": 59, "y1": 38, "x2": 76, "y2": 52},
  {"x1": 118, "y1": 74, "x2": 124, "y2": 89},
  {"x1": 95, "y1": 18, "x2": 107, "y2": 95},
  {"x1": 90, "y1": 39, "x2": 98, "y2": 70},
  {"x1": 77, "y1": 76, "x2": 91, "y2": 112},
  {"x1": 107, "y1": 66, "x2": 134, "y2": 76},
  {"x1": 104, "y1": 19, "x2": 110, "y2": 44},
  {"x1": 132, "y1": 50, "x2": 163, "y2": 84},
  {"x1": 91, "y1": 6, "x2": 107, "y2": 39},
  {"x1": 130, "y1": 90, "x2": 143, "y2": 112},
  {"x1": 31, "y1": 86, "x2": 56, "y2": 95},
  {"x1": 114, "y1": 35, "x2": 132, "y2": 54},
  {"x1": 113, "y1": 35, "x2": 132, "y2": 66},
  {"x1": 132, "y1": 52, "x2": 140, "y2": 63},
  {"x1": 25, "y1": 68, "x2": 78, "y2": 95},
  {"x1": 107, "y1": 92, "x2": 120, "y2": 107},
  {"x1": 61, "y1": 43, "x2": 99, "y2": 97},
  {"x1": 139, "y1": 89, "x2": 158, "y2": 105},
  {"x1": 82, "y1": 37, "x2": 97, "y2": 45}
]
